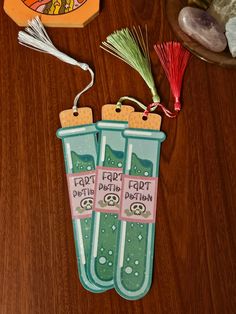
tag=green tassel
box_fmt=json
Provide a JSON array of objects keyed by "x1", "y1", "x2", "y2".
[{"x1": 101, "y1": 27, "x2": 160, "y2": 103}]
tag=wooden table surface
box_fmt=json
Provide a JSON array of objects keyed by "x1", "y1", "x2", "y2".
[{"x1": 0, "y1": 1, "x2": 236, "y2": 313}]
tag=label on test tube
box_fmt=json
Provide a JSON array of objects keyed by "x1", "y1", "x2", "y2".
[{"x1": 67, "y1": 171, "x2": 96, "y2": 219}]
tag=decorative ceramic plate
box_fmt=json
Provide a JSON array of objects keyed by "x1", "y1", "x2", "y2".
[
  {"x1": 21, "y1": 0, "x2": 87, "y2": 15},
  {"x1": 4, "y1": 0, "x2": 99, "y2": 27},
  {"x1": 166, "y1": 0, "x2": 236, "y2": 67}
]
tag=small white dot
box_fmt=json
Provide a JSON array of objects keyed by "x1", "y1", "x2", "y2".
[{"x1": 135, "y1": 260, "x2": 139, "y2": 265}]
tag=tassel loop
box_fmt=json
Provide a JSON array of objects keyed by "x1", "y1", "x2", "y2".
[{"x1": 143, "y1": 103, "x2": 156, "y2": 119}]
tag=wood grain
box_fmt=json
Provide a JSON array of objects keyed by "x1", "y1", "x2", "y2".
[{"x1": 0, "y1": 1, "x2": 236, "y2": 313}]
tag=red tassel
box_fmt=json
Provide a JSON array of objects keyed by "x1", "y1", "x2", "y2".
[{"x1": 154, "y1": 42, "x2": 191, "y2": 113}]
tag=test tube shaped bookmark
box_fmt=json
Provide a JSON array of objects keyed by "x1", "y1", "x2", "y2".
[
  {"x1": 57, "y1": 108, "x2": 105, "y2": 293},
  {"x1": 114, "y1": 113, "x2": 166, "y2": 300},
  {"x1": 89, "y1": 105, "x2": 134, "y2": 289}
]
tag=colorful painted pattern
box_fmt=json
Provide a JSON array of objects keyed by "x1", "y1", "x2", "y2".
[{"x1": 22, "y1": 0, "x2": 87, "y2": 15}]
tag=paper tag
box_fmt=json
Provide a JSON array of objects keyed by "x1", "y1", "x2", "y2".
[
  {"x1": 94, "y1": 167, "x2": 123, "y2": 213},
  {"x1": 119, "y1": 175, "x2": 158, "y2": 223},
  {"x1": 67, "y1": 171, "x2": 96, "y2": 219}
]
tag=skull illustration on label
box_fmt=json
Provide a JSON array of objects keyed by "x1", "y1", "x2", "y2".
[
  {"x1": 79, "y1": 197, "x2": 93, "y2": 211},
  {"x1": 130, "y1": 202, "x2": 146, "y2": 215},
  {"x1": 104, "y1": 193, "x2": 120, "y2": 207}
]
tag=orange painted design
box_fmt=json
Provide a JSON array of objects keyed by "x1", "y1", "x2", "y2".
[
  {"x1": 4, "y1": 0, "x2": 100, "y2": 27},
  {"x1": 21, "y1": 0, "x2": 87, "y2": 15}
]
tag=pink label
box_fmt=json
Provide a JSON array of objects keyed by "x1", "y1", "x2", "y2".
[
  {"x1": 120, "y1": 175, "x2": 158, "y2": 223},
  {"x1": 94, "y1": 167, "x2": 123, "y2": 213},
  {"x1": 67, "y1": 171, "x2": 96, "y2": 219}
]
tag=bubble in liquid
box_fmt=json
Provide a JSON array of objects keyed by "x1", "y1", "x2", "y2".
[
  {"x1": 99, "y1": 257, "x2": 106, "y2": 265},
  {"x1": 125, "y1": 266, "x2": 133, "y2": 274}
]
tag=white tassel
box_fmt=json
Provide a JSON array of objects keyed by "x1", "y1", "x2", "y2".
[{"x1": 18, "y1": 16, "x2": 94, "y2": 114}]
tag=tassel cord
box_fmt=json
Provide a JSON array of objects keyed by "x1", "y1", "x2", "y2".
[{"x1": 116, "y1": 96, "x2": 178, "y2": 119}]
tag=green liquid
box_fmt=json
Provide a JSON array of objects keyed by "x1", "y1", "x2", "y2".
[
  {"x1": 71, "y1": 151, "x2": 95, "y2": 173},
  {"x1": 95, "y1": 145, "x2": 124, "y2": 281},
  {"x1": 104, "y1": 145, "x2": 124, "y2": 168},
  {"x1": 122, "y1": 153, "x2": 153, "y2": 291},
  {"x1": 130, "y1": 153, "x2": 153, "y2": 177}
]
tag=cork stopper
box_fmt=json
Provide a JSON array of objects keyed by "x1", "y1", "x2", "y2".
[
  {"x1": 102, "y1": 105, "x2": 134, "y2": 121},
  {"x1": 128, "y1": 112, "x2": 162, "y2": 131},
  {"x1": 59, "y1": 108, "x2": 93, "y2": 128}
]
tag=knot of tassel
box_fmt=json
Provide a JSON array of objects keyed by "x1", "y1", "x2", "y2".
[
  {"x1": 174, "y1": 97, "x2": 181, "y2": 112},
  {"x1": 143, "y1": 103, "x2": 178, "y2": 119},
  {"x1": 143, "y1": 103, "x2": 157, "y2": 119}
]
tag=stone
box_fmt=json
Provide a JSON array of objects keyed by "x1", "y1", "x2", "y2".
[
  {"x1": 226, "y1": 17, "x2": 236, "y2": 58},
  {"x1": 178, "y1": 7, "x2": 227, "y2": 52},
  {"x1": 188, "y1": 0, "x2": 212, "y2": 10},
  {"x1": 208, "y1": 0, "x2": 236, "y2": 29}
]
